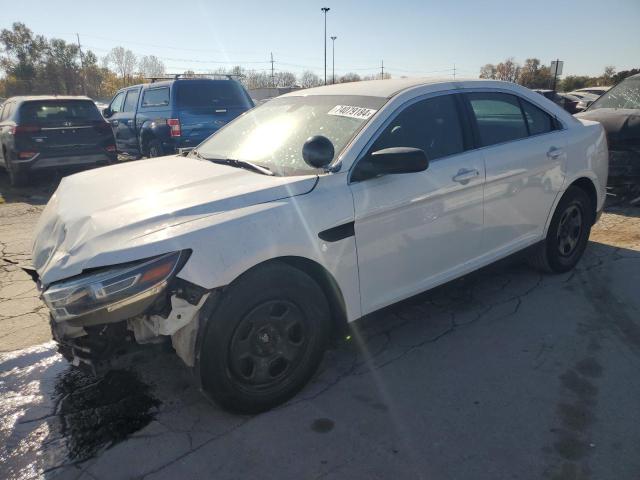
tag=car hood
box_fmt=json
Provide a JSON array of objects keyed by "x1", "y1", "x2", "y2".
[
  {"x1": 32, "y1": 155, "x2": 317, "y2": 285},
  {"x1": 575, "y1": 108, "x2": 640, "y2": 148}
]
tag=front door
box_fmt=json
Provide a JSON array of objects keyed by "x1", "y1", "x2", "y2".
[
  {"x1": 116, "y1": 88, "x2": 140, "y2": 154},
  {"x1": 350, "y1": 93, "x2": 485, "y2": 315}
]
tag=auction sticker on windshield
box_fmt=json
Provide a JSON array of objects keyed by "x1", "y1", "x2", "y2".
[{"x1": 328, "y1": 105, "x2": 377, "y2": 120}]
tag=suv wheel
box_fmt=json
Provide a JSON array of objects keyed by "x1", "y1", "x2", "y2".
[
  {"x1": 199, "y1": 262, "x2": 330, "y2": 413},
  {"x1": 148, "y1": 139, "x2": 164, "y2": 158},
  {"x1": 529, "y1": 186, "x2": 593, "y2": 273},
  {"x1": 7, "y1": 157, "x2": 29, "y2": 187}
]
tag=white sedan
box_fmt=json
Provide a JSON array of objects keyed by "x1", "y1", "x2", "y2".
[{"x1": 31, "y1": 78, "x2": 608, "y2": 412}]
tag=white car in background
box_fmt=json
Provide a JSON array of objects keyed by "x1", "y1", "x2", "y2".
[{"x1": 31, "y1": 78, "x2": 608, "y2": 413}]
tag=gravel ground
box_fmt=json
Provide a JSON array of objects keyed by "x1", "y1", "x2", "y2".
[{"x1": 1, "y1": 171, "x2": 639, "y2": 480}]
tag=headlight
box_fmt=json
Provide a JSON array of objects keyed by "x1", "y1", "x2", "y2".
[{"x1": 43, "y1": 251, "x2": 186, "y2": 321}]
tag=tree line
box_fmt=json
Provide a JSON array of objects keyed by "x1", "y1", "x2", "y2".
[
  {"x1": 479, "y1": 57, "x2": 638, "y2": 91},
  {"x1": 0, "y1": 23, "x2": 390, "y2": 101}
]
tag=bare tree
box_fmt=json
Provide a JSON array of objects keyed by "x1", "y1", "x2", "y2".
[
  {"x1": 479, "y1": 64, "x2": 497, "y2": 79},
  {"x1": 299, "y1": 70, "x2": 321, "y2": 88},
  {"x1": 518, "y1": 58, "x2": 552, "y2": 88},
  {"x1": 105, "y1": 47, "x2": 137, "y2": 85},
  {"x1": 338, "y1": 72, "x2": 361, "y2": 83},
  {"x1": 602, "y1": 65, "x2": 616, "y2": 85},
  {"x1": 495, "y1": 57, "x2": 520, "y2": 83},
  {"x1": 139, "y1": 55, "x2": 165, "y2": 78}
]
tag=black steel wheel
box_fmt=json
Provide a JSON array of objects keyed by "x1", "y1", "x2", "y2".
[
  {"x1": 199, "y1": 262, "x2": 330, "y2": 413},
  {"x1": 529, "y1": 185, "x2": 593, "y2": 273}
]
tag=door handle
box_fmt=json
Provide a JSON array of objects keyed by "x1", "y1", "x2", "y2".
[
  {"x1": 453, "y1": 168, "x2": 480, "y2": 184},
  {"x1": 111, "y1": 120, "x2": 119, "y2": 127},
  {"x1": 547, "y1": 147, "x2": 564, "y2": 159}
]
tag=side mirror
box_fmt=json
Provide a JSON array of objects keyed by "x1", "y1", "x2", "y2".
[
  {"x1": 352, "y1": 147, "x2": 429, "y2": 181},
  {"x1": 102, "y1": 107, "x2": 112, "y2": 118},
  {"x1": 302, "y1": 135, "x2": 334, "y2": 168}
]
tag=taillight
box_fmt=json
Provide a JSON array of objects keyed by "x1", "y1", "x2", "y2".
[
  {"x1": 167, "y1": 118, "x2": 181, "y2": 137},
  {"x1": 11, "y1": 125, "x2": 41, "y2": 135},
  {"x1": 18, "y1": 151, "x2": 38, "y2": 159},
  {"x1": 105, "y1": 145, "x2": 116, "y2": 152},
  {"x1": 94, "y1": 122, "x2": 112, "y2": 133}
]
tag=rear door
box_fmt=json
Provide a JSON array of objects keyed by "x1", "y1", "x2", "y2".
[
  {"x1": 16, "y1": 100, "x2": 111, "y2": 159},
  {"x1": 175, "y1": 81, "x2": 253, "y2": 149},
  {"x1": 464, "y1": 91, "x2": 566, "y2": 255}
]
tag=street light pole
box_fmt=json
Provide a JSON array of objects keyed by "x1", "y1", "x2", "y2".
[
  {"x1": 331, "y1": 36, "x2": 337, "y2": 84},
  {"x1": 321, "y1": 7, "x2": 330, "y2": 85}
]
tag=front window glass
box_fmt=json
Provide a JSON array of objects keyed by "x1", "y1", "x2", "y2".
[
  {"x1": 110, "y1": 92, "x2": 125, "y2": 113},
  {"x1": 371, "y1": 94, "x2": 465, "y2": 160},
  {"x1": 467, "y1": 92, "x2": 528, "y2": 146},
  {"x1": 588, "y1": 77, "x2": 640, "y2": 110},
  {"x1": 196, "y1": 95, "x2": 386, "y2": 176}
]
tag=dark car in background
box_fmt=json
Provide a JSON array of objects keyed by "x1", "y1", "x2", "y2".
[
  {"x1": 576, "y1": 73, "x2": 640, "y2": 187},
  {"x1": 102, "y1": 76, "x2": 254, "y2": 158},
  {"x1": 533, "y1": 89, "x2": 582, "y2": 114},
  {"x1": 0, "y1": 96, "x2": 116, "y2": 186}
]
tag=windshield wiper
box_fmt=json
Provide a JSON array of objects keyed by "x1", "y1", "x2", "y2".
[{"x1": 192, "y1": 150, "x2": 274, "y2": 176}]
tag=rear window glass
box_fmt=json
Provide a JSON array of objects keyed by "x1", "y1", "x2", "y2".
[
  {"x1": 521, "y1": 99, "x2": 555, "y2": 136},
  {"x1": 467, "y1": 92, "x2": 528, "y2": 146},
  {"x1": 175, "y1": 81, "x2": 251, "y2": 108},
  {"x1": 19, "y1": 100, "x2": 102, "y2": 126},
  {"x1": 142, "y1": 87, "x2": 170, "y2": 107}
]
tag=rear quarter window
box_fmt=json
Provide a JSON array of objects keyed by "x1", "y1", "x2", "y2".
[{"x1": 141, "y1": 87, "x2": 170, "y2": 107}]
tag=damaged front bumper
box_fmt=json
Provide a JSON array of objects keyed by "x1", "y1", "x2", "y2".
[{"x1": 36, "y1": 252, "x2": 215, "y2": 373}]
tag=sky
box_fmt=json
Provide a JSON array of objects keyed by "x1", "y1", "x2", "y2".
[{"x1": 1, "y1": 0, "x2": 639, "y2": 80}]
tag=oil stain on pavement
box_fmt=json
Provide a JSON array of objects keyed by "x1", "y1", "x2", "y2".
[{"x1": 0, "y1": 343, "x2": 160, "y2": 478}]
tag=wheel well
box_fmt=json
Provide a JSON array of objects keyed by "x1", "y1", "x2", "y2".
[
  {"x1": 569, "y1": 177, "x2": 598, "y2": 224},
  {"x1": 240, "y1": 257, "x2": 349, "y2": 339}
]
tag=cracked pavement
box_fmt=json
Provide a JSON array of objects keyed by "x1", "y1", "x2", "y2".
[{"x1": 1, "y1": 172, "x2": 640, "y2": 480}]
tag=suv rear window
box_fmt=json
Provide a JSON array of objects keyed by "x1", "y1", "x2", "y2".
[
  {"x1": 175, "y1": 81, "x2": 251, "y2": 109},
  {"x1": 19, "y1": 100, "x2": 102, "y2": 126}
]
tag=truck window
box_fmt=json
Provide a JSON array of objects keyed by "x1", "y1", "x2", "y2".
[
  {"x1": 142, "y1": 87, "x2": 170, "y2": 107},
  {"x1": 175, "y1": 82, "x2": 251, "y2": 108},
  {"x1": 123, "y1": 89, "x2": 140, "y2": 112}
]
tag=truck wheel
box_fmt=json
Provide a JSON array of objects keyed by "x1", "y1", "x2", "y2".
[
  {"x1": 529, "y1": 186, "x2": 593, "y2": 273},
  {"x1": 7, "y1": 158, "x2": 29, "y2": 187},
  {"x1": 199, "y1": 262, "x2": 330, "y2": 413},
  {"x1": 148, "y1": 139, "x2": 164, "y2": 158}
]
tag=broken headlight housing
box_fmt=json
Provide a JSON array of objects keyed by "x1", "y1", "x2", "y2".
[{"x1": 42, "y1": 251, "x2": 187, "y2": 321}]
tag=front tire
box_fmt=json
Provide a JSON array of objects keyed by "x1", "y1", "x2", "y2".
[
  {"x1": 199, "y1": 262, "x2": 330, "y2": 413},
  {"x1": 529, "y1": 186, "x2": 593, "y2": 273}
]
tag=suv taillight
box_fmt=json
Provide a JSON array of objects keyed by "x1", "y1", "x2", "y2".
[
  {"x1": 11, "y1": 125, "x2": 41, "y2": 135},
  {"x1": 167, "y1": 118, "x2": 181, "y2": 137}
]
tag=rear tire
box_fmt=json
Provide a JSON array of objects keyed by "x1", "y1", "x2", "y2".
[
  {"x1": 199, "y1": 262, "x2": 330, "y2": 414},
  {"x1": 7, "y1": 158, "x2": 29, "y2": 187},
  {"x1": 529, "y1": 186, "x2": 593, "y2": 273},
  {"x1": 148, "y1": 139, "x2": 164, "y2": 158}
]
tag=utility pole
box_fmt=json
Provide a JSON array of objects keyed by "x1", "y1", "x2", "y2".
[
  {"x1": 453, "y1": 63, "x2": 456, "y2": 80},
  {"x1": 381, "y1": 60, "x2": 384, "y2": 80},
  {"x1": 270, "y1": 52, "x2": 275, "y2": 88},
  {"x1": 321, "y1": 7, "x2": 330, "y2": 85},
  {"x1": 330, "y1": 36, "x2": 337, "y2": 84},
  {"x1": 76, "y1": 33, "x2": 87, "y2": 95}
]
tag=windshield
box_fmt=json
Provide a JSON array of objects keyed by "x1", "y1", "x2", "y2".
[
  {"x1": 588, "y1": 77, "x2": 640, "y2": 110},
  {"x1": 195, "y1": 95, "x2": 386, "y2": 176}
]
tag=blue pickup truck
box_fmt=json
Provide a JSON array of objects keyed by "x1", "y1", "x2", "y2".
[{"x1": 102, "y1": 76, "x2": 254, "y2": 157}]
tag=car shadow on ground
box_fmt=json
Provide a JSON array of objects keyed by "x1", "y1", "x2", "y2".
[
  {"x1": 0, "y1": 170, "x2": 61, "y2": 206},
  {"x1": 2, "y1": 239, "x2": 638, "y2": 479}
]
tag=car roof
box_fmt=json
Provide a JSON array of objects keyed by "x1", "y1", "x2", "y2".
[
  {"x1": 126, "y1": 77, "x2": 240, "y2": 90},
  {"x1": 281, "y1": 77, "x2": 523, "y2": 99},
  {"x1": 5, "y1": 95, "x2": 94, "y2": 103}
]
